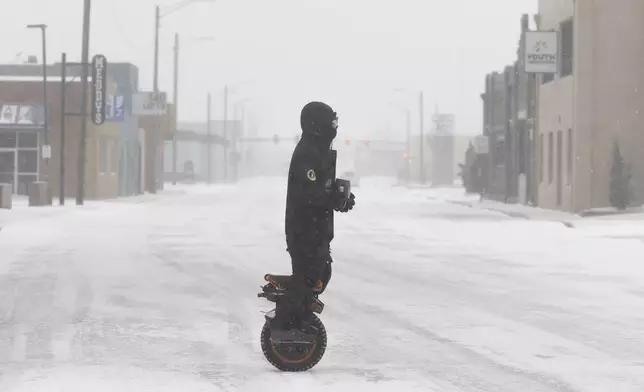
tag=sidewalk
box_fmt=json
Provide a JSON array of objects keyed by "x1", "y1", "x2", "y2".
[
  {"x1": 0, "y1": 197, "x2": 74, "y2": 229},
  {"x1": 448, "y1": 198, "x2": 579, "y2": 227},
  {"x1": 0, "y1": 188, "x2": 194, "y2": 231},
  {"x1": 445, "y1": 194, "x2": 644, "y2": 237}
]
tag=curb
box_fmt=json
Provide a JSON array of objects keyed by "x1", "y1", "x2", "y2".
[{"x1": 447, "y1": 200, "x2": 576, "y2": 228}]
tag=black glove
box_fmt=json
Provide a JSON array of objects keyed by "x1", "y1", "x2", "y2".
[{"x1": 337, "y1": 192, "x2": 355, "y2": 213}]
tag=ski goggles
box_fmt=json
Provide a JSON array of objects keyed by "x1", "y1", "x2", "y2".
[{"x1": 331, "y1": 115, "x2": 339, "y2": 129}]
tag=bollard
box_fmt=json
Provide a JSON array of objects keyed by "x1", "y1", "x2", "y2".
[
  {"x1": 0, "y1": 183, "x2": 11, "y2": 209},
  {"x1": 28, "y1": 182, "x2": 52, "y2": 207}
]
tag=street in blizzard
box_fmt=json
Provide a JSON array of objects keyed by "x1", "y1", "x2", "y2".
[{"x1": 2, "y1": 0, "x2": 644, "y2": 390}]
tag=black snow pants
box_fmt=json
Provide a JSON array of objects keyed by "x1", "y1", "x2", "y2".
[{"x1": 273, "y1": 238, "x2": 332, "y2": 328}]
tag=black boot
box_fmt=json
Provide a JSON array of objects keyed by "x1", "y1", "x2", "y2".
[{"x1": 270, "y1": 283, "x2": 316, "y2": 343}]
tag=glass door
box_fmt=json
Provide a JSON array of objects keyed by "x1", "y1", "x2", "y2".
[{"x1": 0, "y1": 148, "x2": 16, "y2": 193}]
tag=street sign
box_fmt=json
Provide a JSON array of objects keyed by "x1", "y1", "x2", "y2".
[
  {"x1": 42, "y1": 144, "x2": 51, "y2": 159},
  {"x1": 433, "y1": 113, "x2": 455, "y2": 135},
  {"x1": 132, "y1": 92, "x2": 167, "y2": 116},
  {"x1": 91, "y1": 54, "x2": 107, "y2": 125},
  {"x1": 525, "y1": 31, "x2": 558, "y2": 73}
]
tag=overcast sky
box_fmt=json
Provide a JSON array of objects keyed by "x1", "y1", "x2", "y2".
[{"x1": 1, "y1": 0, "x2": 536, "y2": 140}]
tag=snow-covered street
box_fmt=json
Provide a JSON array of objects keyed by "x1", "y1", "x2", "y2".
[{"x1": 1, "y1": 178, "x2": 643, "y2": 391}]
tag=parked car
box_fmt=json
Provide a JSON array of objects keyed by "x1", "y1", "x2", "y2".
[{"x1": 339, "y1": 170, "x2": 359, "y2": 187}]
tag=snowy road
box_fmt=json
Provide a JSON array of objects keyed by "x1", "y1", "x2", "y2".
[{"x1": 1, "y1": 178, "x2": 643, "y2": 391}]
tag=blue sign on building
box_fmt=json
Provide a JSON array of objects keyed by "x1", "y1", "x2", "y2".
[{"x1": 106, "y1": 95, "x2": 125, "y2": 122}]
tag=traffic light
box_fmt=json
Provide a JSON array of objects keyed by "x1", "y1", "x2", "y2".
[
  {"x1": 402, "y1": 152, "x2": 409, "y2": 159},
  {"x1": 273, "y1": 134, "x2": 280, "y2": 144},
  {"x1": 345, "y1": 139, "x2": 350, "y2": 146}
]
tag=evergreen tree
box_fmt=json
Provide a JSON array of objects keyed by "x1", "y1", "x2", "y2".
[{"x1": 609, "y1": 141, "x2": 632, "y2": 210}]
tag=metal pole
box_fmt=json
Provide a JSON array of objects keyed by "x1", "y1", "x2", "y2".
[
  {"x1": 223, "y1": 84, "x2": 228, "y2": 182},
  {"x1": 152, "y1": 5, "x2": 160, "y2": 193},
  {"x1": 405, "y1": 109, "x2": 411, "y2": 183},
  {"x1": 240, "y1": 107, "x2": 246, "y2": 179},
  {"x1": 153, "y1": 6, "x2": 160, "y2": 93},
  {"x1": 60, "y1": 53, "x2": 66, "y2": 206},
  {"x1": 207, "y1": 92, "x2": 212, "y2": 184},
  {"x1": 405, "y1": 109, "x2": 411, "y2": 155},
  {"x1": 41, "y1": 27, "x2": 49, "y2": 149},
  {"x1": 172, "y1": 32, "x2": 179, "y2": 185},
  {"x1": 77, "y1": 0, "x2": 91, "y2": 205},
  {"x1": 419, "y1": 91, "x2": 425, "y2": 184},
  {"x1": 232, "y1": 112, "x2": 238, "y2": 182}
]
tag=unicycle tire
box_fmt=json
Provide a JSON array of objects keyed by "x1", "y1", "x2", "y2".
[{"x1": 260, "y1": 314, "x2": 327, "y2": 372}]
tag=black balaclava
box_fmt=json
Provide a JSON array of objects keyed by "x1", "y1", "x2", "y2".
[{"x1": 300, "y1": 101, "x2": 338, "y2": 150}]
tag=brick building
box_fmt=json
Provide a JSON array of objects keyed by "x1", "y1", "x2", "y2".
[{"x1": 0, "y1": 75, "x2": 120, "y2": 199}]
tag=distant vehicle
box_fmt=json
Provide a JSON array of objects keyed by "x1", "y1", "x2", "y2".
[{"x1": 340, "y1": 170, "x2": 359, "y2": 187}]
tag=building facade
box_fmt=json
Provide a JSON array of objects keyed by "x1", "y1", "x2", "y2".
[
  {"x1": 537, "y1": 0, "x2": 644, "y2": 212},
  {"x1": 482, "y1": 68, "x2": 515, "y2": 201},
  {"x1": 139, "y1": 106, "x2": 175, "y2": 192},
  {"x1": 163, "y1": 120, "x2": 237, "y2": 183},
  {"x1": 481, "y1": 14, "x2": 538, "y2": 206},
  {"x1": 0, "y1": 75, "x2": 120, "y2": 199},
  {"x1": 106, "y1": 63, "x2": 144, "y2": 197}
]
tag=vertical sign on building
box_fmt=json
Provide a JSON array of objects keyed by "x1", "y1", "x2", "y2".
[{"x1": 91, "y1": 54, "x2": 107, "y2": 125}]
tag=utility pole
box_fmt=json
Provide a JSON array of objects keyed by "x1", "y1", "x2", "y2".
[
  {"x1": 419, "y1": 91, "x2": 425, "y2": 184},
  {"x1": 153, "y1": 6, "x2": 160, "y2": 93},
  {"x1": 239, "y1": 107, "x2": 246, "y2": 179},
  {"x1": 59, "y1": 53, "x2": 66, "y2": 205},
  {"x1": 77, "y1": 0, "x2": 91, "y2": 205},
  {"x1": 223, "y1": 84, "x2": 228, "y2": 182},
  {"x1": 405, "y1": 109, "x2": 411, "y2": 154},
  {"x1": 207, "y1": 92, "x2": 212, "y2": 184},
  {"x1": 405, "y1": 109, "x2": 411, "y2": 183},
  {"x1": 232, "y1": 114, "x2": 239, "y2": 182},
  {"x1": 26, "y1": 24, "x2": 49, "y2": 182},
  {"x1": 41, "y1": 28, "x2": 48, "y2": 152},
  {"x1": 151, "y1": 5, "x2": 161, "y2": 193},
  {"x1": 172, "y1": 32, "x2": 179, "y2": 185}
]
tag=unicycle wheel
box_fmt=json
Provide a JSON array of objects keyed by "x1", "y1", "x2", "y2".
[{"x1": 260, "y1": 314, "x2": 327, "y2": 372}]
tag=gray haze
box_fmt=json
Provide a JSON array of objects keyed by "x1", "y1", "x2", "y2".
[{"x1": 1, "y1": 0, "x2": 536, "y2": 139}]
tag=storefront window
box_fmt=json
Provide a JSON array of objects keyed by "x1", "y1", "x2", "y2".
[
  {"x1": 17, "y1": 132, "x2": 38, "y2": 148},
  {"x1": 0, "y1": 131, "x2": 16, "y2": 148},
  {"x1": 18, "y1": 150, "x2": 38, "y2": 172}
]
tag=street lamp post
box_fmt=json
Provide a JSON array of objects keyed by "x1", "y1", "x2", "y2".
[
  {"x1": 388, "y1": 102, "x2": 411, "y2": 155},
  {"x1": 206, "y1": 92, "x2": 212, "y2": 184},
  {"x1": 223, "y1": 84, "x2": 228, "y2": 182},
  {"x1": 419, "y1": 91, "x2": 425, "y2": 184},
  {"x1": 232, "y1": 97, "x2": 252, "y2": 182},
  {"x1": 171, "y1": 35, "x2": 216, "y2": 185},
  {"x1": 26, "y1": 24, "x2": 49, "y2": 177},
  {"x1": 388, "y1": 102, "x2": 412, "y2": 183},
  {"x1": 393, "y1": 88, "x2": 426, "y2": 184},
  {"x1": 221, "y1": 79, "x2": 254, "y2": 182},
  {"x1": 153, "y1": 0, "x2": 215, "y2": 190},
  {"x1": 172, "y1": 33, "x2": 179, "y2": 185}
]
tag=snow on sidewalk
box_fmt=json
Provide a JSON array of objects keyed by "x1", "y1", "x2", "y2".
[
  {"x1": 436, "y1": 191, "x2": 578, "y2": 225},
  {"x1": 453, "y1": 199, "x2": 578, "y2": 223},
  {"x1": 0, "y1": 185, "x2": 223, "y2": 230},
  {"x1": 437, "y1": 190, "x2": 644, "y2": 242}
]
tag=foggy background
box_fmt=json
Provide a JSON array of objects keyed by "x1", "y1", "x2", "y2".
[{"x1": 1, "y1": 0, "x2": 536, "y2": 140}]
